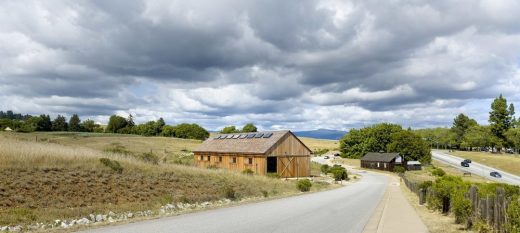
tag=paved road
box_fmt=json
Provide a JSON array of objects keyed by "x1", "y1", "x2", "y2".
[
  {"x1": 80, "y1": 173, "x2": 388, "y2": 233},
  {"x1": 432, "y1": 150, "x2": 520, "y2": 186}
]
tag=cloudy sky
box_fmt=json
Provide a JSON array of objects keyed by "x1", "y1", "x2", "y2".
[{"x1": 1, "y1": 0, "x2": 520, "y2": 131}]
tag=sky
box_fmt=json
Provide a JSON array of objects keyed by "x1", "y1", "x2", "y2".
[{"x1": 1, "y1": 0, "x2": 520, "y2": 131}]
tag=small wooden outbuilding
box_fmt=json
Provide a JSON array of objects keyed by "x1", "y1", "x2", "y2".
[
  {"x1": 193, "y1": 130, "x2": 312, "y2": 178},
  {"x1": 406, "y1": 161, "x2": 422, "y2": 170},
  {"x1": 361, "y1": 152, "x2": 403, "y2": 172}
]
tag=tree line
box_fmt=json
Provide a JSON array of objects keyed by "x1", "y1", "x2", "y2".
[
  {"x1": 339, "y1": 123, "x2": 432, "y2": 163},
  {"x1": 0, "y1": 111, "x2": 210, "y2": 140},
  {"x1": 219, "y1": 123, "x2": 258, "y2": 133},
  {"x1": 415, "y1": 94, "x2": 519, "y2": 152}
]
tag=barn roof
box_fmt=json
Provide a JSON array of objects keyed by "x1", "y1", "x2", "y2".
[
  {"x1": 361, "y1": 152, "x2": 401, "y2": 162},
  {"x1": 193, "y1": 130, "x2": 311, "y2": 155}
]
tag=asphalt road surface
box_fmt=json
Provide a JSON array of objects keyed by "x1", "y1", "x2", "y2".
[
  {"x1": 432, "y1": 150, "x2": 520, "y2": 186},
  {"x1": 79, "y1": 173, "x2": 388, "y2": 233}
]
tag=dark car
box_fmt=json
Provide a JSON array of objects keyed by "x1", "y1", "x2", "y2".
[
  {"x1": 490, "y1": 171, "x2": 502, "y2": 178},
  {"x1": 460, "y1": 161, "x2": 470, "y2": 167},
  {"x1": 506, "y1": 148, "x2": 514, "y2": 154},
  {"x1": 463, "y1": 159, "x2": 472, "y2": 163}
]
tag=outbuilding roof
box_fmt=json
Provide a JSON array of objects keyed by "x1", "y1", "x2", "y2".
[
  {"x1": 407, "y1": 161, "x2": 421, "y2": 165},
  {"x1": 193, "y1": 130, "x2": 311, "y2": 155},
  {"x1": 361, "y1": 152, "x2": 401, "y2": 162}
]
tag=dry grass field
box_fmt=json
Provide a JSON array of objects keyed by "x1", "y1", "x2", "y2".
[
  {"x1": 299, "y1": 137, "x2": 339, "y2": 151},
  {"x1": 0, "y1": 132, "x2": 330, "y2": 227},
  {"x1": 447, "y1": 150, "x2": 520, "y2": 176}
]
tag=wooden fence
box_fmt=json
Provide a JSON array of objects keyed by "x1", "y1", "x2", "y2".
[{"x1": 400, "y1": 175, "x2": 514, "y2": 232}]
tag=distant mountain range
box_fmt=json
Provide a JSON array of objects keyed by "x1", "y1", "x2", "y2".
[{"x1": 294, "y1": 129, "x2": 347, "y2": 140}]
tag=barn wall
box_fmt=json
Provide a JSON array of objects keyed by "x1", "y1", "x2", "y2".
[
  {"x1": 277, "y1": 156, "x2": 310, "y2": 178},
  {"x1": 194, "y1": 152, "x2": 267, "y2": 175},
  {"x1": 268, "y1": 133, "x2": 311, "y2": 156}
]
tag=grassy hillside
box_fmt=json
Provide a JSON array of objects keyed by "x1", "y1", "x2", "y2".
[
  {"x1": 0, "y1": 132, "x2": 328, "y2": 228},
  {"x1": 300, "y1": 137, "x2": 339, "y2": 152},
  {"x1": 448, "y1": 150, "x2": 520, "y2": 176}
]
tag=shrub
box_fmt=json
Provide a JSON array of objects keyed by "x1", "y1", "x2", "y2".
[
  {"x1": 320, "y1": 164, "x2": 330, "y2": 174},
  {"x1": 207, "y1": 164, "x2": 219, "y2": 169},
  {"x1": 506, "y1": 196, "x2": 520, "y2": 233},
  {"x1": 432, "y1": 168, "x2": 446, "y2": 177},
  {"x1": 223, "y1": 186, "x2": 236, "y2": 200},
  {"x1": 393, "y1": 166, "x2": 406, "y2": 174},
  {"x1": 419, "y1": 180, "x2": 433, "y2": 190},
  {"x1": 297, "y1": 179, "x2": 312, "y2": 192},
  {"x1": 261, "y1": 190, "x2": 269, "y2": 198},
  {"x1": 99, "y1": 158, "x2": 123, "y2": 174},
  {"x1": 139, "y1": 152, "x2": 159, "y2": 165},
  {"x1": 242, "y1": 168, "x2": 254, "y2": 175},
  {"x1": 329, "y1": 165, "x2": 348, "y2": 181},
  {"x1": 267, "y1": 173, "x2": 280, "y2": 179},
  {"x1": 452, "y1": 189, "x2": 472, "y2": 224}
]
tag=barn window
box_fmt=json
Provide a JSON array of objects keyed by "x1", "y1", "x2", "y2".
[
  {"x1": 207, "y1": 156, "x2": 211, "y2": 161},
  {"x1": 199, "y1": 155, "x2": 203, "y2": 161},
  {"x1": 247, "y1": 158, "x2": 253, "y2": 165},
  {"x1": 218, "y1": 156, "x2": 223, "y2": 162},
  {"x1": 232, "y1": 157, "x2": 237, "y2": 163}
]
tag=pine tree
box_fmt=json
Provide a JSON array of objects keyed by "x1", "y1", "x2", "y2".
[
  {"x1": 489, "y1": 94, "x2": 512, "y2": 149},
  {"x1": 51, "y1": 115, "x2": 68, "y2": 131},
  {"x1": 69, "y1": 114, "x2": 81, "y2": 132}
]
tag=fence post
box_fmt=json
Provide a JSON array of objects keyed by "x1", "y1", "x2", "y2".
[{"x1": 419, "y1": 188, "x2": 426, "y2": 205}]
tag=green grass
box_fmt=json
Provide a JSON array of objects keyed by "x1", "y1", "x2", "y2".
[
  {"x1": 405, "y1": 160, "x2": 492, "y2": 184},
  {"x1": 446, "y1": 150, "x2": 520, "y2": 176}
]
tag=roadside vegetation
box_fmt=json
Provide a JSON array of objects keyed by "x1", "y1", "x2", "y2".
[{"x1": 402, "y1": 173, "x2": 520, "y2": 232}]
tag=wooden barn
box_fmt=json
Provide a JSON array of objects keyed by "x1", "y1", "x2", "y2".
[
  {"x1": 360, "y1": 152, "x2": 403, "y2": 172},
  {"x1": 193, "y1": 130, "x2": 312, "y2": 178}
]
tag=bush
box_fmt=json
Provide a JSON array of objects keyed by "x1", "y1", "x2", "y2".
[
  {"x1": 419, "y1": 180, "x2": 433, "y2": 190},
  {"x1": 432, "y1": 168, "x2": 446, "y2": 177},
  {"x1": 393, "y1": 166, "x2": 406, "y2": 174},
  {"x1": 261, "y1": 190, "x2": 269, "y2": 198},
  {"x1": 506, "y1": 196, "x2": 520, "y2": 233},
  {"x1": 139, "y1": 152, "x2": 159, "y2": 165},
  {"x1": 297, "y1": 179, "x2": 312, "y2": 192},
  {"x1": 223, "y1": 186, "x2": 236, "y2": 200},
  {"x1": 329, "y1": 165, "x2": 348, "y2": 181},
  {"x1": 452, "y1": 189, "x2": 472, "y2": 224},
  {"x1": 99, "y1": 158, "x2": 123, "y2": 174},
  {"x1": 267, "y1": 173, "x2": 280, "y2": 179},
  {"x1": 242, "y1": 168, "x2": 254, "y2": 175},
  {"x1": 207, "y1": 164, "x2": 218, "y2": 169},
  {"x1": 320, "y1": 164, "x2": 330, "y2": 174}
]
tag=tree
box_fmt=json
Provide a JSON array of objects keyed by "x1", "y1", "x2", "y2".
[
  {"x1": 68, "y1": 114, "x2": 82, "y2": 132},
  {"x1": 387, "y1": 130, "x2": 431, "y2": 164},
  {"x1": 242, "y1": 123, "x2": 257, "y2": 133},
  {"x1": 220, "y1": 126, "x2": 239, "y2": 134},
  {"x1": 489, "y1": 95, "x2": 514, "y2": 149},
  {"x1": 450, "y1": 113, "x2": 478, "y2": 149},
  {"x1": 81, "y1": 119, "x2": 98, "y2": 132},
  {"x1": 36, "y1": 114, "x2": 52, "y2": 131},
  {"x1": 51, "y1": 115, "x2": 68, "y2": 131},
  {"x1": 155, "y1": 118, "x2": 166, "y2": 135},
  {"x1": 174, "y1": 123, "x2": 209, "y2": 140},
  {"x1": 106, "y1": 115, "x2": 128, "y2": 133},
  {"x1": 127, "y1": 114, "x2": 135, "y2": 127},
  {"x1": 461, "y1": 125, "x2": 492, "y2": 150},
  {"x1": 506, "y1": 128, "x2": 520, "y2": 153},
  {"x1": 339, "y1": 123, "x2": 402, "y2": 158},
  {"x1": 161, "y1": 125, "x2": 176, "y2": 137}
]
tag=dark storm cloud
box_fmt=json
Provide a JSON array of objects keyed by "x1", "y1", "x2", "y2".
[{"x1": 1, "y1": 0, "x2": 520, "y2": 129}]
